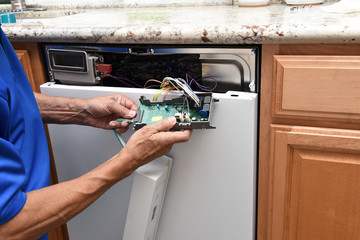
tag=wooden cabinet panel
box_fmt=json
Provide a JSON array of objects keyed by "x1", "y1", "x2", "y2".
[
  {"x1": 270, "y1": 125, "x2": 360, "y2": 240},
  {"x1": 273, "y1": 55, "x2": 360, "y2": 122},
  {"x1": 16, "y1": 50, "x2": 37, "y2": 92}
]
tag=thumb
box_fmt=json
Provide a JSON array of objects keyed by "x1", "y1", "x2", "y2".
[
  {"x1": 151, "y1": 117, "x2": 177, "y2": 132},
  {"x1": 111, "y1": 103, "x2": 137, "y2": 119}
]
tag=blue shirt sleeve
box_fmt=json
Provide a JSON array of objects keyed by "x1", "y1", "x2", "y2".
[{"x1": 0, "y1": 85, "x2": 27, "y2": 225}]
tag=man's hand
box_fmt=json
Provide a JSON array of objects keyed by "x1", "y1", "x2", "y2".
[
  {"x1": 35, "y1": 93, "x2": 138, "y2": 134},
  {"x1": 114, "y1": 117, "x2": 192, "y2": 177},
  {"x1": 83, "y1": 94, "x2": 138, "y2": 134}
]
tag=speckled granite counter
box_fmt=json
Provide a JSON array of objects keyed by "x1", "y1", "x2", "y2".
[{"x1": 2, "y1": 4, "x2": 360, "y2": 44}]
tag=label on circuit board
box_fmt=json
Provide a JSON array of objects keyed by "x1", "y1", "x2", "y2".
[{"x1": 152, "y1": 116, "x2": 163, "y2": 122}]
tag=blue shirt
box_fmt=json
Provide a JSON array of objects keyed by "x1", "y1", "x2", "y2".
[{"x1": 0, "y1": 25, "x2": 50, "y2": 239}]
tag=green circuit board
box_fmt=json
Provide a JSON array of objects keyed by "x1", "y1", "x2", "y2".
[
  {"x1": 138, "y1": 102, "x2": 207, "y2": 125},
  {"x1": 116, "y1": 93, "x2": 215, "y2": 130}
]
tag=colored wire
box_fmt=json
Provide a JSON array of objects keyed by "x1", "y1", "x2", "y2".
[
  {"x1": 153, "y1": 87, "x2": 173, "y2": 101},
  {"x1": 176, "y1": 77, "x2": 200, "y2": 102},
  {"x1": 112, "y1": 129, "x2": 126, "y2": 148},
  {"x1": 163, "y1": 87, "x2": 175, "y2": 100},
  {"x1": 150, "y1": 76, "x2": 208, "y2": 107},
  {"x1": 162, "y1": 77, "x2": 200, "y2": 106},
  {"x1": 144, "y1": 79, "x2": 162, "y2": 88},
  {"x1": 186, "y1": 74, "x2": 218, "y2": 92}
]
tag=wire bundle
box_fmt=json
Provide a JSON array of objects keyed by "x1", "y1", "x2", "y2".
[
  {"x1": 108, "y1": 73, "x2": 217, "y2": 107},
  {"x1": 152, "y1": 85, "x2": 175, "y2": 102},
  {"x1": 156, "y1": 77, "x2": 201, "y2": 106}
]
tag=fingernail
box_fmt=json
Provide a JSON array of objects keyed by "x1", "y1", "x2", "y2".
[
  {"x1": 109, "y1": 122, "x2": 117, "y2": 127},
  {"x1": 168, "y1": 116, "x2": 176, "y2": 124},
  {"x1": 129, "y1": 110, "x2": 136, "y2": 117}
]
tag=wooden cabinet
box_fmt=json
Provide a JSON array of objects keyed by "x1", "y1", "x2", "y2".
[
  {"x1": 273, "y1": 55, "x2": 360, "y2": 121},
  {"x1": 12, "y1": 42, "x2": 69, "y2": 240},
  {"x1": 270, "y1": 125, "x2": 360, "y2": 240},
  {"x1": 258, "y1": 45, "x2": 360, "y2": 240}
]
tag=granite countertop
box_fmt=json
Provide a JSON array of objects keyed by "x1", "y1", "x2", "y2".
[{"x1": 2, "y1": 3, "x2": 360, "y2": 44}]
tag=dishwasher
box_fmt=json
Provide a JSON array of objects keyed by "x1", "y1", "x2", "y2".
[{"x1": 40, "y1": 44, "x2": 260, "y2": 240}]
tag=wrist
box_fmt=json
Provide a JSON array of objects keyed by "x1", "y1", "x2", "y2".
[
  {"x1": 105, "y1": 149, "x2": 137, "y2": 183},
  {"x1": 70, "y1": 98, "x2": 89, "y2": 125}
]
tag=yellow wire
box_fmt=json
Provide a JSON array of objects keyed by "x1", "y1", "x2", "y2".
[{"x1": 153, "y1": 88, "x2": 167, "y2": 101}]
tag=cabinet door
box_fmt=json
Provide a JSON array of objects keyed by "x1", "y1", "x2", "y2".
[
  {"x1": 270, "y1": 125, "x2": 360, "y2": 240},
  {"x1": 272, "y1": 55, "x2": 360, "y2": 122}
]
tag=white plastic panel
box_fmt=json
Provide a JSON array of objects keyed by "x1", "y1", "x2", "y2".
[
  {"x1": 123, "y1": 156, "x2": 172, "y2": 240},
  {"x1": 41, "y1": 83, "x2": 257, "y2": 240}
]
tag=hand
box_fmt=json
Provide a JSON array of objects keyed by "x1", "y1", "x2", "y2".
[
  {"x1": 84, "y1": 94, "x2": 138, "y2": 134},
  {"x1": 119, "y1": 117, "x2": 192, "y2": 173}
]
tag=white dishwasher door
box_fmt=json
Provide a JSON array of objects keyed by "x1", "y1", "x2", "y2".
[{"x1": 41, "y1": 82, "x2": 258, "y2": 240}]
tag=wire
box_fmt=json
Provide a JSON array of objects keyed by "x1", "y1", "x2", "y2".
[
  {"x1": 163, "y1": 87, "x2": 175, "y2": 100},
  {"x1": 144, "y1": 79, "x2": 162, "y2": 88},
  {"x1": 112, "y1": 129, "x2": 126, "y2": 148},
  {"x1": 162, "y1": 77, "x2": 201, "y2": 106},
  {"x1": 177, "y1": 78, "x2": 200, "y2": 101},
  {"x1": 185, "y1": 96, "x2": 190, "y2": 113},
  {"x1": 186, "y1": 74, "x2": 218, "y2": 92},
  {"x1": 108, "y1": 74, "x2": 142, "y2": 88},
  {"x1": 149, "y1": 76, "x2": 211, "y2": 107},
  {"x1": 153, "y1": 87, "x2": 173, "y2": 101}
]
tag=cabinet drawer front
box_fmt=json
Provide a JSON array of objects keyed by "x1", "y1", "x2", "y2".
[{"x1": 273, "y1": 55, "x2": 360, "y2": 122}]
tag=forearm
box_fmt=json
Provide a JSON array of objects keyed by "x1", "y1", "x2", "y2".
[
  {"x1": 34, "y1": 92, "x2": 88, "y2": 125},
  {"x1": 0, "y1": 151, "x2": 134, "y2": 240}
]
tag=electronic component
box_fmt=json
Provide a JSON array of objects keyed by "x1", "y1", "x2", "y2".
[
  {"x1": 117, "y1": 93, "x2": 216, "y2": 130},
  {"x1": 135, "y1": 93, "x2": 215, "y2": 130},
  {"x1": 96, "y1": 63, "x2": 112, "y2": 77},
  {"x1": 204, "y1": 96, "x2": 211, "y2": 104},
  {"x1": 199, "y1": 110, "x2": 208, "y2": 118},
  {"x1": 48, "y1": 49, "x2": 109, "y2": 85},
  {"x1": 179, "y1": 113, "x2": 184, "y2": 123},
  {"x1": 203, "y1": 103, "x2": 210, "y2": 112},
  {"x1": 184, "y1": 113, "x2": 190, "y2": 122},
  {"x1": 174, "y1": 113, "x2": 182, "y2": 122}
]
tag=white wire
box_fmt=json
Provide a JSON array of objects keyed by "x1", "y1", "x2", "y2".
[{"x1": 163, "y1": 77, "x2": 200, "y2": 106}]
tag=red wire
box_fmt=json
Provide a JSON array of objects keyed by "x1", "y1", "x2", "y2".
[{"x1": 163, "y1": 87, "x2": 175, "y2": 99}]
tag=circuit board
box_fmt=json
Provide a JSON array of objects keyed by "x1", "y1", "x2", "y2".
[{"x1": 117, "y1": 93, "x2": 216, "y2": 130}]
